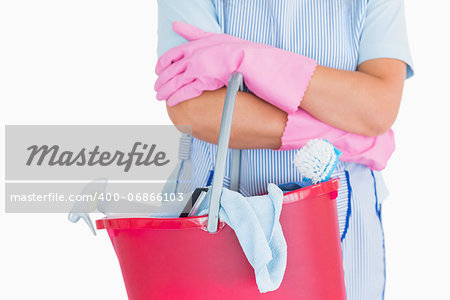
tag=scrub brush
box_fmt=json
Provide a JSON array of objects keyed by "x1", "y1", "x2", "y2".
[{"x1": 293, "y1": 139, "x2": 342, "y2": 184}]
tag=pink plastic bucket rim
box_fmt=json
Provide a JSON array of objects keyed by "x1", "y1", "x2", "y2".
[{"x1": 96, "y1": 178, "x2": 339, "y2": 232}]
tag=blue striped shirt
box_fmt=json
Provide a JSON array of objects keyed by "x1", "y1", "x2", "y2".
[
  {"x1": 184, "y1": 0, "x2": 409, "y2": 197},
  {"x1": 157, "y1": 0, "x2": 413, "y2": 197}
]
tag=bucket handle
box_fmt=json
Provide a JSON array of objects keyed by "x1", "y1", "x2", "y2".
[{"x1": 207, "y1": 72, "x2": 243, "y2": 233}]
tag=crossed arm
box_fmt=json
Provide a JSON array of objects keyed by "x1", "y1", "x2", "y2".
[{"x1": 166, "y1": 58, "x2": 406, "y2": 149}]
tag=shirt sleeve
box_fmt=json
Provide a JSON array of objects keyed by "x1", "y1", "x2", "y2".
[
  {"x1": 358, "y1": 0, "x2": 414, "y2": 78},
  {"x1": 157, "y1": 0, "x2": 222, "y2": 57}
]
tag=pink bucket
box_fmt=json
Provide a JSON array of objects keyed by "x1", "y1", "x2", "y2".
[{"x1": 96, "y1": 178, "x2": 346, "y2": 300}]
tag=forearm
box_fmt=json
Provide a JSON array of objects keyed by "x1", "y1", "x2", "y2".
[
  {"x1": 301, "y1": 59, "x2": 406, "y2": 136},
  {"x1": 166, "y1": 88, "x2": 287, "y2": 149},
  {"x1": 166, "y1": 59, "x2": 407, "y2": 148}
]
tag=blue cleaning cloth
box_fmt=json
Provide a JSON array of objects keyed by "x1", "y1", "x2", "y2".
[{"x1": 196, "y1": 183, "x2": 287, "y2": 293}]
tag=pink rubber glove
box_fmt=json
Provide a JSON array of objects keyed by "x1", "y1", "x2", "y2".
[
  {"x1": 155, "y1": 21, "x2": 317, "y2": 113},
  {"x1": 280, "y1": 109, "x2": 395, "y2": 171}
]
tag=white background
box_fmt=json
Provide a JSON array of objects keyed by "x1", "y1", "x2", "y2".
[{"x1": 1, "y1": 1, "x2": 449, "y2": 299}]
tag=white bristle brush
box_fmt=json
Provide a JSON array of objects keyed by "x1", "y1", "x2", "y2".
[{"x1": 293, "y1": 139, "x2": 342, "y2": 184}]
